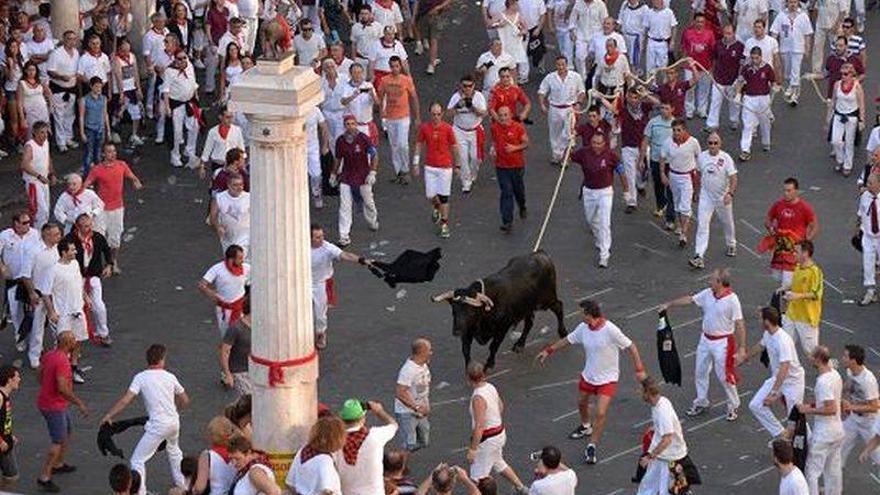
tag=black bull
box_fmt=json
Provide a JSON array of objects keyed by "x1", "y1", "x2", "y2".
[{"x1": 431, "y1": 251, "x2": 567, "y2": 369}]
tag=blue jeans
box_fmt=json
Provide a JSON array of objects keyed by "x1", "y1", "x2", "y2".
[
  {"x1": 650, "y1": 160, "x2": 675, "y2": 223},
  {"x1": 82, "y1": 127, "x2": 103, "y2": 177},
  {"x1": 396, "y1": 413, "x2": 430, "y2": 451},
  {"x1": 496, "y1": 167, "x2": 526, "y2": 225}
]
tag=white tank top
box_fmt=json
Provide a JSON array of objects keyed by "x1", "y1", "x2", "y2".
[
  {"x1": 207, "y1": 450, "x2": 237, "y2": 495},
  {"x1": 471, "y1": 382, "x2": 503, "y2": 429},
  {"x1": 233, "y1": 464, "x2": 275, "y2": 495},
  {"x1": 835, "y1": 80, "x2": 860, "y2": 114},
  {"x1": 23, "y1": 139, "x2": 49, "y2": 184}
]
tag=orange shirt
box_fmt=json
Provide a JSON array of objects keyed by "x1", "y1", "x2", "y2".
[
  {"x1": 378, "y1": 74, "x2": 416, "y2": 120},
  {"x1": 417, "y1": 122, "x2": 457, "y2": 168},
  {"x1": 491, "y1": 120, "x2": 526, "y2": 168}
]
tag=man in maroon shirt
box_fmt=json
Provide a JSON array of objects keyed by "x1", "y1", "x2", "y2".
[
  {"x1": 490, "y1": 106, "x2": 529, "y2": 232},
  {"x1": 655, "y1": 67, "x2": 697, "y2": 119},
  {"x1": 576, "y1": 106, "x2": 612, "y2": 147},
  {"x1": 825, "y1": 35, "x2": 865, "y2": 99},
  {"x1": 736, "y1": 46, "x2": 776, "y2": 161},
  {"x1": 572, "y1": 133, "x2": 629, "y2": 268},
  {"x1": 332, "y1": 115, "x2": 379, "y2": 247},
  {"x1": 706, "y1": 25, "x2": 745, "y2": 132}
]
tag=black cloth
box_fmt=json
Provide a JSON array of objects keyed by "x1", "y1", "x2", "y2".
[
  {"x1": 669, "y1": 455, "x2": 702, "y2": 493},
  {"x1": 368, "y1": 248, "x2": 443, "y2": 288},
  {"x1": 656, "y1": 310, "x2": 682, "y2": 386},
  {"x1": 527, "y1": 29, "x2": 546, "y2": 68},
  {"x1": 97, "y1": 416, "x2": 166, "y2": 458},
  {"x1": 64, "y1": 230, "x2": 113, "y2": 278},
  {"x1": 761, "y1": 292, "x2": 784, "y2": 368},
  {"x1": 853, "y1": 230, "x2": 864, "y2": 252},
  {"x1": 82, "y1": 27, "x2": 115, "y2": 56},
  {"x1": 787, "y1": 407, "x2": 809, "y2": 471},
  {"x1": 167, "y1": 20, "x2": 195, "y2": 51}
]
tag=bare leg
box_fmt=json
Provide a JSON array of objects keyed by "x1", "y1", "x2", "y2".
[
  {"x1": 498, "y1": 466, "x2": 526, "y2": 490},
  {"x1": 578, "y1": 390, "x2": 591, "y2": 426},
  {"x1": 591, "y1": 394, "x2": 613, "y2": 444}
]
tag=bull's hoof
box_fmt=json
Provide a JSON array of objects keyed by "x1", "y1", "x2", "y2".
[{"x1": 511, "y1": 343, "x2": 525, "y2": 354}]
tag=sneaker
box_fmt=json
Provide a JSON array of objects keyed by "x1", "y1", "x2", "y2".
[
  {"x1": 414, "y1": 41, "x2": 423, "y2": 55},
  {"x1": 426, "y1": 64, "x2": 435, "y2": 75},
  {"x1": 625, "y1": 205, "x2": 636, "y2": 214},
  {"x1": 368, "y1": 222, "x2": 379, "y2": 232},
  {"x1": 519, "y1": 206, "x2": 528, "y2": 219},
  {"x1": 29, "y1": 360, "x2": 39, "y2": 370},
  {"x1": 72, "y1": 369, "x2": 86, "y2": 384},
  {"x1": 665, "y1": 221, "x2": 675, "y2": 231},
  {"x1": 110, "y1": 132, "x2": 122, "y2": 144},
  {"x1": 15, "y1": 340, "x2": 26, "y2": 353},
  {"x1": 783, "y1": 87, "x2": 792, "y2": 99},
  {"x1": 51, "y1": 464, "x2": 77, "y2": 474},
  {"x1": 154, "y1": 137, "x2": 165, "y2": 145},
  {"x1": 315, "y1": 332, "x2": 327, "y2": 349},
  {"x1": 598, "y1": 257, "x2": 609, "y2": 268},
  {"x1": 674, "y1": 226, "x2": 682, "y2": 236},
  {"x1": 398, "y1": 173, "x2": 410, "y2": 185},
  {"x1": 67, "y1": 140, "x2": 79, "y2": 149},
  {"x1": 739, "y1": 151, "x2": 751, "y2": 162},
  {"x1": 726, "y1": 409, "x2": 739, "y2": 422},
  {"x1": 431, "y1": 208, "x2": 441, "y2": 224},
  {"x1": 130, "y1": 135, "x2": 145, "y2": 146},
  {"x1": 568, "y1": 423, "x2": 592, "y2": 439},
  {"x1": 37, "y1": 478, "x2": 60, "y2": 493},
  {"x1": 653, "y1": 208, "x2": 665, "y2": 218},
  {"x1": 439, "y1": 223, "x2": 450, "y2": 238},
  {"x1": 0, "y1": 149, "x2": 8, "y2": 158},
  {"x1": 58, "y1": 144, "x2": 68, "y2": 154},
  {"x1": 434, "y1": 58, "x2": 442, "y2": 67},
  {"x1": 762, "y1": 144, "x2": 771, "y2": 152},
  {"x1": 193, "y1": 59, "x2": 206, "y2": 69},
  {"x1": 688, "y1": 256, "x2": 705, "y2": 269},
  {"x1": 859, "y1": 289, "x2": 876, "y2": 306},
  {"x1": 337, "y1": 237, "x2": 351, "y2": 247},
  {"x1": 500, "y1": 223, "x2": 512, "y2": 233},
  {"x1": 726, "y1": 245, "x2": 737, "y2": 257},
  {"x1": 678, "y1": 236, "x2": 687, "y2": 248},
  {"x1": 584, "y1": 443, "x2": 598, "y2": 464},
  {"x1": 685, "y1": 405, "x2": 707, "y2": 417},
  {"x1": 95, "y1": 336, "x2": 113, "y2": 348}
]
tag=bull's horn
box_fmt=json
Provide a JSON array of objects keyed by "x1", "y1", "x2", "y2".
[
  {"x1": 431, "y1": 290, "x2": 454, "y2": 302},
  {"x1": 475, "y1": 293, "x2": 495, "y2": 310},
  {"x1": 461, "y1": 296, "x2": 484, "y2": 307}
]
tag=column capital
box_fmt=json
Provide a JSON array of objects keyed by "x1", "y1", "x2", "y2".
[{"x1": 229, "y1": 54, "x2": 324, "y2": 120}]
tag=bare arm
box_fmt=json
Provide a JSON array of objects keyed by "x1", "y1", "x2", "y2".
[
  {"x1": 627, "y1": 344, "x2": 647, "y2": 380},
  {"x1": 175, "y1": 391, "x2": 191, "y2": 411},
  {"x1": 660, "y1": 295, "x2": 694, "y2": 311},
  {"x1": 191, "y1": 451, "x2": 212, "y2": 494},
  {"x1": 734, "y1": 318, "x2": 746, "y2": 355},
  {"x1": 248, "y1": 466, "x2": 281, "y2": 495},
  {"x1": 535, "y1": 334, "x2": 571, "y2": 365},
  {"x1": 469, "y1": 395, "x2": 486, "y2": 452},
  {"x1": 101, "y1": 390, "x2": 136, "y2": 423},
  {"x1": 198, "y1": 279, "x2": 221, "y2": 303}
]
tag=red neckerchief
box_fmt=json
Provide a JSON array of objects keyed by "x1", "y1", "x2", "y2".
[
  {"x1": 225, "y1": 260, "x2": 243, "y2": 276},
  {"x1": 713, "y1": 287, "x2": 733, "y2": 300},
  {"x1": 70, "y1": 187, "x2": 85, "y2": 206},
  {"x1": 587, "y1": 317, "x2": 607, "y2": 331},
  {"x1": 88, "y1": 48, "x2": 102, "y2": 58},
  {"x1": 673, "y1": 131, "x2": 691, "y2": 145},
  {"x1": 218, "y1": 124, "x2": 231, "y2": 139},
  {"x1": 343, "y1": 427, "x2": 370, "y2": 465},
  {"x1": 604, "y1": 50, "x2": 620, "y2": 67},
  {"x1": 299, "y1": 444, "x2": 321, "y2": 463},
  {"x1": 376, "y1": 0, "x2": 395, "y2": 9},
  {"x1": 841, "y1": 79, "x2": 855, "y2": 94},
  {"x1": 116, "y1": 51, "x2": 131, "y2": 64},
  {"x1": 77, "y1": 229, "x2": 94, "y2": 256},
  {"x1": 211, "y1": 444, "x2": 230, "y2": 462},
  {"x1": 24, "y1": 79, "x2": 40, "y2": 89}
]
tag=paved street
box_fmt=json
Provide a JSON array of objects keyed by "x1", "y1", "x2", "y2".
[{"x1": 0, "y1": 1, "x2": 879, "y2": 494}]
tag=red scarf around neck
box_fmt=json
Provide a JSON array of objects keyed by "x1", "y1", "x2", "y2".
[
  {"x1": 587, "y1": 317, "x2": 607, "y2": 331},
  {"x1": 713, "y1": 287, "x2": 732, "y2": 300},
  {"x1": 70, "y1": 188, "x2": 85, "y2": 206},
  {"x1": 225, "y1": 260, "x2": 243, "y2": 276},
  {"x1": 211, "y1": 444, "x2": 230, "y2": 462},
  {"x1": 673, "y1": 131, "x2": 691, "y2": 145},
  {"x1": 342, "y1": 427, "x2": 370, "y2": 465},
  {"x1": 218, "y1": 124, "x2": 231, "y2": 139},
  {"x1": 604, "y1": 50, "x2": 619, "y2": 67},
  {"x1": 77, "y1": 229, "x2": 94, "y2": 256}
]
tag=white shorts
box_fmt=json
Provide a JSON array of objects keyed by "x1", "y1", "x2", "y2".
[
  {"x1": 469, "y1": 431, "x2": 508, "y2": 480},
  {"x1": 424, "y1": 166, "x2": 453, "y2": 198},
  {"x1": 669, "y1": 172, "x2": 694, "y2": 217},
  {"x1": 103, "y1": 208, "x2": 124, "y2": 249},
  {"x1": 57, "y1": 313, "x2": 88, "y2": 342}
]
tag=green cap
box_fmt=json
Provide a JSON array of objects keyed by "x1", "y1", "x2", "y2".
[{"x1": 339, "y1": 399, "x2": 366, "y2": 421}]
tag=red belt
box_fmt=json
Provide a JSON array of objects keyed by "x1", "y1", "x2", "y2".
[
  {"x1": 703, "y1": 333, "x2": 738, "y2": 385},
  {"x1": 218, "y1": 296, "x2": 245, "y2": 326},
  {"x1": 480, "y1": 424, "x2": 505, "y2": 442}
]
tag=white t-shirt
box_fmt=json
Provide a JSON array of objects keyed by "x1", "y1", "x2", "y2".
[
  {"x1": 49, "y1": 260, "x2": 84, "y2": 315},
  {"x1": 778, "y1": 467, "x2": 809, "y2": 495},
  {"x1": 368, "y1": 40, "x2": 408, "y2": 72},
  {"x1": 306, "y1": 107, "x2": 326, "y2": 154},
  {"x1": 294, "y1": 34, "x2": 326, "y2": 66},
  {"x1": 46, "y1": 46, "x2": 80, "y2": 88},
  {"x1": 735, "y1": 0, "x2": 770, "y2": 41},
  {"x1": 745, "y1": 35, "x2": 780, "y2": 67},
  {"x1": 334, "y1": 424, "x2": 398, "y2": 495},
  {"x1": 76, "y1": 51, "x2": 112, "y2": 83},
  {"x1": 475, "y1": 50, "x2": 516, "y2": 91},
  {"x1": 447, "y1": 91, "x2": 487, "y2": 130},
  {"x1": 844, "y1": 367, "x2": 879, "y2": 415},
  {"x1": 618, "y1": 2, "x2": 648, "y2": 35},
  {"x1": 129, "y1": 369, "x2": 185, "y2": 429},
  {"x1": 311, "y1": 241, "x2": 342, "y2": 285},
  {"x1": 770, "y1": 10, "x2": 813, "y2": 54},
  {"x1": 518, "y1": 0, "x2": 548, "y2": 30},
  {"x1": 202, "y1": 261, "x2": 251, "y2": 303},
  {"x1": 394, "y1": 359, "x2": 431, "y2": 414},
  {"x1": 342, "y1": 80, "x2": 376, "y2": 124},
  {"x1": 529, "y1": 469, "x2": 577, "y2": 495},
  {"x1": 372, "y1": 2, "x2": 403, "y2": 30},
  {"x1": 643, "y1": 7, "x2": 677, "y2": 40},
  {"x1": 692, "y1": 288, "x2": 743, "y2": 336},
  {"x1": 215, "y1": 191, "x2": 251, "y2": 248},
  {"x1": 31, "y1": 244, "x2": 60, "y2": 294},
  {"x1": 661, "y1": 136, "x2": 701, "y2": 173},
  {"x1": 697, "y1": 150, "x2": 737, "y2": 201},
  {"x1": 565, "y1": 320, "x2": 633, "y2": 385},
  {"x1": 761, "y1": 329, "x2": 805, "y2": 387},
  {"x1": 649, "y1": 396, "x2": 687, "y2": 461},
  {"x1": 812, "y1": 369, "x2": 844, "y2": 443},
  {"x1": 0, "y1": 228, "x2": 41, "y2": 279},
  {"x1": 537, "y1": 71, "x2": 585, "y2": 106},
  {"x1": 351, "y1": 22, "x2": 384, "y2": 58},
  {"x1": 286, "y1": 450, "x2": 341, "y2": 495}
]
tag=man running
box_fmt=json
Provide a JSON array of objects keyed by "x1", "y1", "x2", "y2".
[
  {"x1": 377, "y1": 56, "x2": 419, "y2": 184},
  {"x1": 414, "y1": 102, "x2": 460, "y2": 239},
  {"x1": 537, "y1": 56, "x2": 585, "y2": 167},
  {"x1": 198, "y1": 245, "x2": 250, "y2": 339},
  {"x1": 660, "y1": 119, "x2": 701, "y2": 248},
  {"x1": 736, "y1": 46, "x2": 776, "y2": 161},
  {"x1": 490, "y1": 106, "x2": 529, "y2": 233},
  {"x1": 690, "y1": 132, "x2": 737, "y2": 269},
  {"x1": 331, "y1": 115, "x2": 380, "y2": 247},
  {"x1": 840, "y1": 344, "x2": 880, "y2": 466},
  {"x1": 446, "y1": 75, "x2": 487, "y2": 193},
  {"x1": 536, "y1": 300, "x2": 646, "y2": 464},
  {"x1": 764, "y1": 177, "x2": 818, "y2": 289}
]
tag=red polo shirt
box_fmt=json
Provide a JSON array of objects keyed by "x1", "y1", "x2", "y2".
[
  {"x1": 490, "y1": 120, "x2": 527, "y2": 168},
  {"x1": 417, "y1": 122, "x2": 457, "y2": 168},
  {"x1": 712, "y1": 40, "x2": 745, "y2": 86},
  {"x1": 489, "y1": 84, "x2": 529, "y2": 119},
  {"x1": 681, "y1": 27, "x2": 716, "y2": 71}
]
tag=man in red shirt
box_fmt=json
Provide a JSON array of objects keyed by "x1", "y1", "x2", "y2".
[
  {"x1": 575, "y1": 106, "x2": 612, "y2": 148},
  {"x1": 490, "y1": 106, "x2": 529, "y2": 232},
  {"x1": 83, "y1": 143, "x2": 143, "y2": 273},
  {"x1": 764, "y1": 177, "x2": 818, "y2": 288},
  {"x1": 680, "y1": 13, "x2": 715, "y2": 119},
  {"x1": 331, "y1": 115, "x2": 380, "y2": 247},
  {"x1": 488, "y1": 68, "x2": 531, "y2": 123},
  {"x1": 571, "y1": 133, "x2": 629, "y2": 268},
  {"x1": 414, "y1": 103, "x2": 460, "y2": 238},
  {"x1": 36, "y1": 331, "x2": 88, "y2": 493}
]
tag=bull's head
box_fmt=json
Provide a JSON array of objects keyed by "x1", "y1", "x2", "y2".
[{"x1": 431, "y1": 286, "x2": 494, "y2": 337}]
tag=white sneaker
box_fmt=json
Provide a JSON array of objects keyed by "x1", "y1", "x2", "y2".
[
  {"x1": 58, "y1": 144, "x2": 68, "y2": 153},
  {"x1": 426, "y1": 64, "x2": 435, "y2": 75},
  {"x1": 111, "y1": 132, "x2": 122, "y2": 144},
  {"x1": 0, "y1": 149, "x2": 7, "y2": 158},
  {"x1": 193, "y1": 59, "x2": 206, "y2": 69},
  {"x1": 130, "y1": 135, "x2": 145, "y2": 146},
  {"x1": 414, "y1": 41, "x2": 423, "y2": 55},
  {"x1": 155, "y1": 137, "x2": 165, "y2": 145},
  {"x1": 860, "y1": 289, "x2": 876, "y2": 306},
  {"x1": 67, "y1": 140, "x2": 80, "y2": 149}
]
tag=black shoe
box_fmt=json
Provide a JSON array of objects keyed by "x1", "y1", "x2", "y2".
[
  {"x1": 584, "y1": 443, "x2": 598, "y2": 464},
  {"x1": 52, "y1": 464, "x2": 76, "y2": 474},
  {"x1": 519, "y1": 206, "x2": 527, "y2": 219},
  {"x1": 500, "y1": 223, "x2": 512, "y2": 233},
  {"x1": 37, "y1": 478, "x2": 61, "y2": 493},
  {"x1": 625, "y1": 205, "x2": 636, "y2": 214},
  {"x1": 568, "y1": 423, "x2": 592, "y2": 439}
]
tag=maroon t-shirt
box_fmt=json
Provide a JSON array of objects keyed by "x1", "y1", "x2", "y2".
[
  {"x1": 335, "y1": 132, "x2": 375, "y2": 186},
  {"x1": 206, "y1": 7, "x2": 230, "y2": 45},
  {"x1": 576, "y1": 120, "x2": 612, "y2": 147},
  {"x1": 825, "y1": 54, "x2": 865, "y2": 98},
  {"x1": 212, "y1": 168, "x2": 250, "y2": 194},
  {"x1": 712, "y1": 40, "x2": 745, "y2": 86},
  {"x1": 657, "y1": 81, "x2": 692, "y2": 118},
  {"x1": 740, "y1": 63, "x2": 775, "y2": 96},
  {"x1": 618, "y1": 100, "x2": 653, "y2": 148},
  {"x1": 573, "y1": 147, "x2": 621, "y2": 190}
]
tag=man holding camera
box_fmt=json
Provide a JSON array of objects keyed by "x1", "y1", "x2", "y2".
[
  {"x1": 336, "y1": 399, "x2": 398, "y2": 495},
  {"x1": 446, "y1": 75, "x2": 487, "y2": 194},
  {"x1": 528, "y1": 446, "x2": 577, "y2": 494}
]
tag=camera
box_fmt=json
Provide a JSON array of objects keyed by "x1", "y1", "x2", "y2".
[{"x1": 360, "y1": 400, "x2": 372, "y2": 411}]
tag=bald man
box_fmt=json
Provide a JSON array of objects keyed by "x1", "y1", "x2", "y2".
[{"x1": 395, "y1": 338, "x2": 433, "y2": 451}]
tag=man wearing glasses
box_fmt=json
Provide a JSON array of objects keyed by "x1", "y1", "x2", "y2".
[
  {"x1": 446, "y1": 75, "x2": 487, "y2": 194},
  {"x1": 0, "y1": 211, "x2": 42, "y2": 348},
  {"x1": 161, "y1": 52, "x2": 200, "y2": 168},
  {"x1": 690, "y1": 132, "x2": 737, "y2": 269}
]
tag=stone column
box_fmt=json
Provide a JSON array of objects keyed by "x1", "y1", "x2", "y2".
[
  {"x1": 50, "y1": 0, "x2": 81, "y2": 41},
  {"x1": 130, "y1": 0, "x2": 156, "y2": 65},
  {"x1": 229, "y1": 54, "x2": 324, "y2": 483}
]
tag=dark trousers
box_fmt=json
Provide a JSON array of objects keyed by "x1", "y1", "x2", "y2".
[
  {"x1": 497, "y1": 167, "x2": 526, "y2": 225},
  {"x1": 650, "y1": 160, "x2": 675, "y2": 222}
]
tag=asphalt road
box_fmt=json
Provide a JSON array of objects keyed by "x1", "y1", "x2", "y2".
[{"x1": 0, "y1": 1, "x2": 879, "y2": 494}]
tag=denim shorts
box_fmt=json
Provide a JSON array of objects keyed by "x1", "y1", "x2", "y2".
[{"x1": 41, "y1": 409, "x2": 72, "y2": 444}]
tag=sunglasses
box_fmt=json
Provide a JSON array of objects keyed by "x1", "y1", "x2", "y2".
[
  {"x1": 462, "y1": 83, "x2": 474, "y2": 88},
  {"x1": 302, "y1": 27, "x2": 314, "y2": 31},
  {"x1": 177, "y1": 57, "x2": 188, "y2": 61},
  {"x1": 708, "y1": 141, "x2": 720, "y2": 144}
]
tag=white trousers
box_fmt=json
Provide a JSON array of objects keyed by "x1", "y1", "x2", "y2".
[
  {"x1": 453, "y1": 127, "x2": 480, "y2": 189},
  {"x1": 29, "y1": 299, "x2": 49, "y2": 367},
  {"x1": 645, "y1": 39, "x2": 669, "y2": 76},
  {"x1": 812, "y1": 28, "x2": 833, "y2": 74},
  {"x1": 339, "y1": 183, "x2": 378, "y2": 239},
  {"x1": 203, "y1": 44, "x2": 219, "y2": 93},
  {"x1": 170, "y1": 105, "x2": 198, "y2": 165},
  {"x1": 693, "y1": 334, "x2": 740, "y2": 411},
  {"x1": 556, "y1": 29, "x2": 574, "y2": 67},
  {"x1": 582, "y1": 186, "x2": 613, "y2": 260},
  {"x1": 831, "y1": 114, "x2": 858, "y2": 171},
  {"x1": 25, "y1": 181, "x2": 50, "y2": 229},
  {"x1": 325, "y1": 111, "x2": 346, "y2": 152},
  {"x1": 749, "y1": 376, "x2": 804, "y2": 437},
  {"x1": 862, "y1": 233, "x2": 880, "y2": 287},
  {"x1": 574, "y1": 38, "x2": 590, "y2": 79},
  {"x1": 51, "y1": 93, "x2": 76, "y2": 146},
  {"x1": 86, "y1": 277, "x2": 110, "y2": 338},
  {"x1": 781, "y1": 315, "x2": 819, "y2": 355},
  {"x1": 694, "y1": 195, "x2": 736, "y2": 257},
  {"x1": 842, "y1": 414, "x2": 880, "y2": 466},
  {"x1": 312, "y1": 282, "x2": 328, "y2": 334},
  {"x1": 636, "y1": 458, "x2": 672, "y2": 495},
  {"x1": 623, "y1": 33, "x2": 643, "y2": 74},
  {"x1": 773, "y1": 269, "x2": 795, "y2": 290},
  {"x1": 669, "y1": 173, "x2": 694, "y2": 217},
  {"x1": 387, "y1": 117, "x2": 411, "y2": 174},
  {"x1": 5, "y1": 286, "x2": 24, "y2": 339},
  {"x1": 805, "y1": 438, "x2": 842, "y2": 495},
  {"x1": 622, "y1": 147, "x2": 645, "y2": 206},
  {"x1": 548, "y1": 106, "x2": 574, "y2": 161},
  {"x1": 781, "y1": 51, "x2": 804, "y2": 88},
  {"x1": 684, "y1": 69, "x2": 711, "y2": 117},
  {"x1": 740, "y1": 95, "x2": 772, "y2": 152},
  {"x1": 242, "y1": 17, "x2": 259, "y2": 55},
  {"x1": 707, "y1": 84, "x2": 740, "y2": 129},
  {"x1": 130, "y1": 423, "x2": 185, "y2": 495}
]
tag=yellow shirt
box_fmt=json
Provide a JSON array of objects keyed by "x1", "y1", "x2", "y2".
[{"x1": 787, "y1": 263, "x2": 824, "y2": 327}]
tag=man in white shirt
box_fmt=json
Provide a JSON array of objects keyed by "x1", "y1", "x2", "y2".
[
  {"x1": 305, "y1": 107, "x2": 330, "y2": 208},
  {"x1": 587, "y1": 17, "x2": 626, "y2": 77},
  {"x1": 340, "y1": 63, "x2": 378, "y2": 145},
  {"x1": 198, "y1": 245, "x2": 251, "y2": 338},
  {"x1": 538, "y1": 56, "x2": 586, "y2": 166},
  {"x1": 294, "y1": 18, "x2": 327, "y2": 68},
  {"x1": 690, "y1": 132, "x2": 737, "y2": 269},
  {"x1": 536, "y1": 300, "x2": 647, "y2": 464},
  {"x1": 210, "y1": 174, "x2": 250, "y2": 258},
  {"x1": 528, "y1": 446, "x2": 577, "y2": 495},
  {"x1": 811, "y1": 0, "x2": 848, "y2": 75},
  {"x1": 568, "y1": 0, "x2": 609, "y2": 78},
  {"x1": 660, "y1": 120, "x2": 701, "y2": 247},
  {"x1": 745, "y1": 19, "x2": 781, "y2": 69},
  {"x1": 743, "y1": 307, "x2": 806, "y2": 441},
  {"x1": 446, "y1": 75, "x2": 487, "y2": 193},
  {"x1": 335, "y1": 399, "x2": 398, "y2": 495},
  {"x1": 773, "y1": 439, "x2": 810, "y2": 495},
  {"x1": 20, "y1": 122, "x2": 56, "y2": 230},
  {"x1": 236, "y1": 0, "x2": 260, "y2": 55},
  {"x1": 351, "y1": 6, "x2": 384, "y2": 68},
  {"x1": 199, "y1": 109, "x2": 246, "y2": 171},
  {"x1": 395, "y1": 338, "x2": 432, "y2": 452},
  {"x1": 142, "y1": 12, "x2": 169, "y2": 120},
  {"x1": 26, "y1": 23, "x2": 54, "y2": 81},
  {"x1": 618, "y1": 0, "x2": 648, "y2": 75},
  {"x1": 798, "y1": 345, "x2": 844, "y2": 495},
  {"x1": 661, "y1": 268, "x2": 746, "y2": 420},
  {"x1": 44, "y1": 237, "x2": 88, "y2": 349},
  {"x1": 856, "y1": 174, "x2": 880, "y2": 305},
  {"x1": 770, "y1": 0, "x2": 813, "y2": 104},
  {"x1": 162, "y1": 53, "x2": 200, "y2": 168},
  {"x1": 642, "y1": 0, "x2": 677, "y2": 75},
  {"x1": 475, "y1": 39, "x2": 516, "y2": 92},
  {"x1": 0, "y1": 211, "x2": 42, "y2": 345},
  {"x1": 54, "y1": 174, "x2": 105, "y2": 235},
  {"x1": 46, "y1": 30, "x2": 81, "y2": 151},
  {"x1": 735, "y1": 0, "x2": 769, "y2": 42},
  {"x1": 637, "y1": 377, "x2": 692, "y2": 495},
  {"x1": 840, "y1": 344, "x2": 880, "y2": 466},
  {"x1": 26, "y1": 222, "x2": 62, "y2": 369},
  {"x1": 100, "y1": 344, "x2": 190, "y2": 495}
]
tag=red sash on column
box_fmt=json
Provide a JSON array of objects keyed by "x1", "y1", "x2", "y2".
[
  {"x1": 217, "y1": 296, "x2": 245, "y2": 327},
  {"x1": 704, "y1": 333, "x2": 738, "y2": 385}
]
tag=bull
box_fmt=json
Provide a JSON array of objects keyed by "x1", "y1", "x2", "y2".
[{"x1": 431, "y1": 251, "x2": 566, "y2": 370}]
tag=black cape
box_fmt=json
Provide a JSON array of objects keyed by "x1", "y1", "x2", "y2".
[
  {"x1": 368, "y1": 248, "x2": 442, "y2": 288},
  {"x1": 527, "y1": 29, "x2": 546, "y2": 68},
  {"x1": 97, "y1": 416, "x2": 165, "y2": 458},
  {"x1": 787, "y1": 407, "x2": 809, "y2": 471},
  {"x1": 761, "y1": 292, "x2": 784, "y2": 368},
  {"x1": 656, "y1": 310, "x2": 682, "y2": 386}
]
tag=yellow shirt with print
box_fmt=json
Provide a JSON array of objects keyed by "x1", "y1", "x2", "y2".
[{"x1": 787, "y1": 263, "x2": 824, "y2": 327}]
